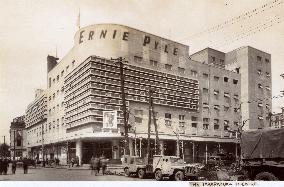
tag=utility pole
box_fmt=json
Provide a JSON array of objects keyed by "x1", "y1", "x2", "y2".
[
  {"x1": 3, "y1": 135, "x2": 6, "y2": 158},
  {"x1": 147, "y1": 96, "x2": 152, "y2": 164},
  {"x1": 111, "y1": 57, "x2": 129, "y2": 155},
  {"x1": 41, "y1": 123, "x2": 45, "y2": 166},
  {"x1": 150, "y1": 89, "x2": 160, "y2": 155},
  {"x1": 13, "y1": 131, "x2": 16, "y2": 160},
  {"x1": 147, "y1": 89, "x2": 160, "y2": 163}
]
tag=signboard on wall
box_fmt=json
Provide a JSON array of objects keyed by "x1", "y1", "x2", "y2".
[{"x1": 103, "y1": 110, "x2": 117, "y2": 129}]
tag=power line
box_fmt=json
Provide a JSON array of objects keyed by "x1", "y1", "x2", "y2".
[{"x1": 178, "y1": 0, "x2": 283, "y2": 43}]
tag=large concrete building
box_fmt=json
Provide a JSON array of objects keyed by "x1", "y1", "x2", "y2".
[
  {"x1": 25, "y1": 89, "x2": 47, "y2": 160},
  {"x1": 23, "y1": 24, "x2": 271, "y2": 165},
  {"x1": 225, "y1": 47, "x2": 272, "y2": 130}
]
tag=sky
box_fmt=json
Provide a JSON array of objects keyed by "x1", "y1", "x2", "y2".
[{"x1": 0, "y1": 0, "x2": 283, "y2": 144}]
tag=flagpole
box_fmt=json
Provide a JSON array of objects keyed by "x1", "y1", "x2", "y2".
[{"x1": 77, "y1": 8, "x2": 81, "y2": 29}]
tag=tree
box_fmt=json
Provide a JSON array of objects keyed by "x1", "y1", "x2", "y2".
[{"x1": 0, "y1": 143, "x2": 10, "y2": 157}]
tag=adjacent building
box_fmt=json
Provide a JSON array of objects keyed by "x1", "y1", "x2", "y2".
[
  {"x1": 9, "y1": 115, "x2": 27, "y2": 159},
  {"x1": 25, "y1": 89, "x2": 48, "y2": 161},
  {"x1": 23, "y1": 24, "x2": 272, "y2": 164}
]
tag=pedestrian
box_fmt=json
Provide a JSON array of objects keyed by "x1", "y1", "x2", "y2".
[
  {"x1": 100, "y1": 156, "x2": 108, "y2": 175},
  {"x1": 97, "y1": 156, "x2": 101, "y2": 174},
  {"x1": 0, "y1": 158, "x2": 3, "y2": 175},
  {"x1": 23, "y1": 157, "x2": 28, "y2": 174},
  {"x1": 71, "y1": 157, "x2": 75, "y2": 167},
  {"x1": 2, "y1": 158, "x2": 8, "y2": 175},
  {"x1": 12, "y1": 160, "x2": 17, "y2": 174},
  {"x1": 76, "y1": 156, "x2": 79, "y2": 167},
  {"x1": 90, "y1": 156, "x2": 96, "y2": 175},
  {"x1": 91, "y1": 156, "x2": 100, "y2": 175}
]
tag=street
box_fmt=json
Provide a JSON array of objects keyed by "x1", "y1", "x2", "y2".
[{"x1": 0, "y1": 167, "x2": 154, "y2": 181}]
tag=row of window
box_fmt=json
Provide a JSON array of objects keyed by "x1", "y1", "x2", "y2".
[
  {"x1": 256, "y1": 56, "x2": 270, "y2": 63},
  {"x1": 48, "y1": 60, "x2": 75, "y2": 88}
]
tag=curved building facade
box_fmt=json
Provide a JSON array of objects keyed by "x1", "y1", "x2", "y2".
[{"x1": 24, "y1": 23, "x2": 274, "y2": 165}]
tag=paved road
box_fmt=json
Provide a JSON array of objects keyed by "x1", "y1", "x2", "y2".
[{"x1": 0, "y1": 167, "x2": 154, "y2": 181}]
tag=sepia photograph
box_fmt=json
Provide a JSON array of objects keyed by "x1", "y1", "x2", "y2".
[{"x1": 0, "y1": 0, "x2": 284, "y2": 186}]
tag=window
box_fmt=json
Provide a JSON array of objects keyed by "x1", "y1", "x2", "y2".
[
  {"x1": 72, "y1": 60, "x2": 75, "y2": 67},
  {"x1": 203, "y1": 118, "x2": 209, "y2": 123},
  {"x1": 134, "y1": 117, "x2": 143, "y2": 123},
  {"x1": 191, "y1": 116, "x2": 198, "y2": 121},
  {"x1": 214, "y1": 76, "x2": 219, "y2": 81},
  {"x1": 224, "y1": 120, "x2": 229, "y2": 130},
  {"x1": 53, "y1": 93, "x2": 55, "y2": 99},
  {"x1": 179, "y1": 115, "x2": 185, "y2": 121},
  {"x1": 61, "y1": 70, "x2": 64, "y2": 77},
  {"x1": 66, "y1": 65, "x2": 69, "y2": 73},
  {"x1": 191, "y1": 70, "x2": 197, "y2": 77},
  {"x1": 53, "y1": 78, "x2": 55, "y2": 84},
  {"x1": 224, "y1": 92, "x2": 230, "y2": 98},
  {"x1": 134, "y1": 56, "x2": 143, "y2": 63},
  {"x1": 134, "y1": 109, "x2": 143, "y2": 116},
  {"x1": 233, "y1": 79, "x2": 238, "y2": 84},
  {"x1": 213, "y1": 90, "x2": 219, "y2": 95},
  {"x1": 220, "y1": 59, "x2": 224, "y2": 64},
  {"x1": 258, "y1": 84, "x2": 263, "y2": 89},
  {"x1": 203, "y1": 124, "x2": 209, "y2": 130},
  {"x1": 134, "y1": 109, "x2": 143, "y2": 124},
  {"x1": 224, "y1": 106, "x2": 229, "y2": 112},
  {"x1": 257, "y1": 56, "x2": 262, "y2": 61},
  {"x1": 214, "y1": 105, "x2": 220, "y2": 110},
  {"x1": 165, "y1": 113, "x2": 172, "y2": 126},
  {"x1": 165, "y1": 113, "x2": 172, "y2": 119},
  {"x1": 266, "y1": 72, "x2": 270, "y2": 77},
  {"x1": 192, "y1": 123, "x2": 197, "y2": 128},
  {"x1": 235, "y1": 67, "x2": 240, "y2": 74},
  {"x1": 224, "y1": 77, "x2": 229, "y2": 82},
  {"x1": 178, "y1": 67, "x2": 185, "y2": 74},
  {"x1": 203, "y1": 88, "x2": 209, "y2": 94},
  {"x1": 57, "y1": 75, "x2": 59, "y2": 82},
  {"x1": 257, "y1": 69, "x2": 262, "y2": 75},
  {"x1": 150, "y1": 60, "x2": 158, "y2": 67},
  {"x1": 265, "y1": 58, "x2": 270, "y2": 63},
  {"x1": 211, "y1": 56, "x2": 216, "y2": 62},
  {"x1": 203, "y1": 73, "x2": 209, "y2": 78},
  {"x1": 165, "y1": 64, "x2": 172, "y2": 70},
  {"x1": 214, "y1": 124, "x2": 219, "y2": 130},
  {"x1": 258, "y1": 115, "x2": 264, "y2": 120},
  {"x1": 179, "y1": 115, "x2": 185, "y2": 127}
]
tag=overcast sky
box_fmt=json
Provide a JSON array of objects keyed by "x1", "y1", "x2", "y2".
[{"x1": 0, "y1": 0, "x2": 283, "y2": 144}]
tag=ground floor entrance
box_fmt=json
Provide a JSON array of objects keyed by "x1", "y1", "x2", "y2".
[{"x1": 28, "y1": 137, "x2": 240, "y2": 166}]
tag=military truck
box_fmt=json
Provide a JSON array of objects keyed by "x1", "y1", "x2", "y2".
[
  {"x1": 240, "y1": 128, "x2": 284, "y2": 180},
  {"x1": 122, "y1": 155, "x2": 200, "y2": 181},
  {"x1": 153, "y1": 155, "x2": 199, "y2": 181},
  {"x1": 122, "y1": 155, "x2": 153, "y2": 179}
]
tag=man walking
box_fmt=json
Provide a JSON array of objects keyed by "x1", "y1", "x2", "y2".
[
  {"x1": 3, "y1": 158, "x2": 8, "y2": 175},
  {"x1": 100, "y1": 156, "x2": 108, "y2": 175},
  {"x1": 91, "y1": 156, "x2": 100, "y2": 176},
  {"x1": 12, "y1": 160, "x2": 17, "y2": 174},
  {"x1": 23, "y1": 157, "x2": 28, "y2": 174},
  {"x1": 0, "y1": 158, "x2": 3, "y2": 175}
]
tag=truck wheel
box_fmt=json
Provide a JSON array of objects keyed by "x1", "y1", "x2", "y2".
[
  {"x1": 174, "y1": 171, "x2": 185, "y2": 181},
  {"x1": 155, "y1": 169, "x2": 163, "y2": 181},
  {"x1": 138, "y1": 169, "x2": 145, "y2": 179},
  {"x1": 255, "y1": 172, "x2": 278, "y2": 181},
  {"x1": 124, "y1": 168, "x2": 130, "y2": 177}
]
